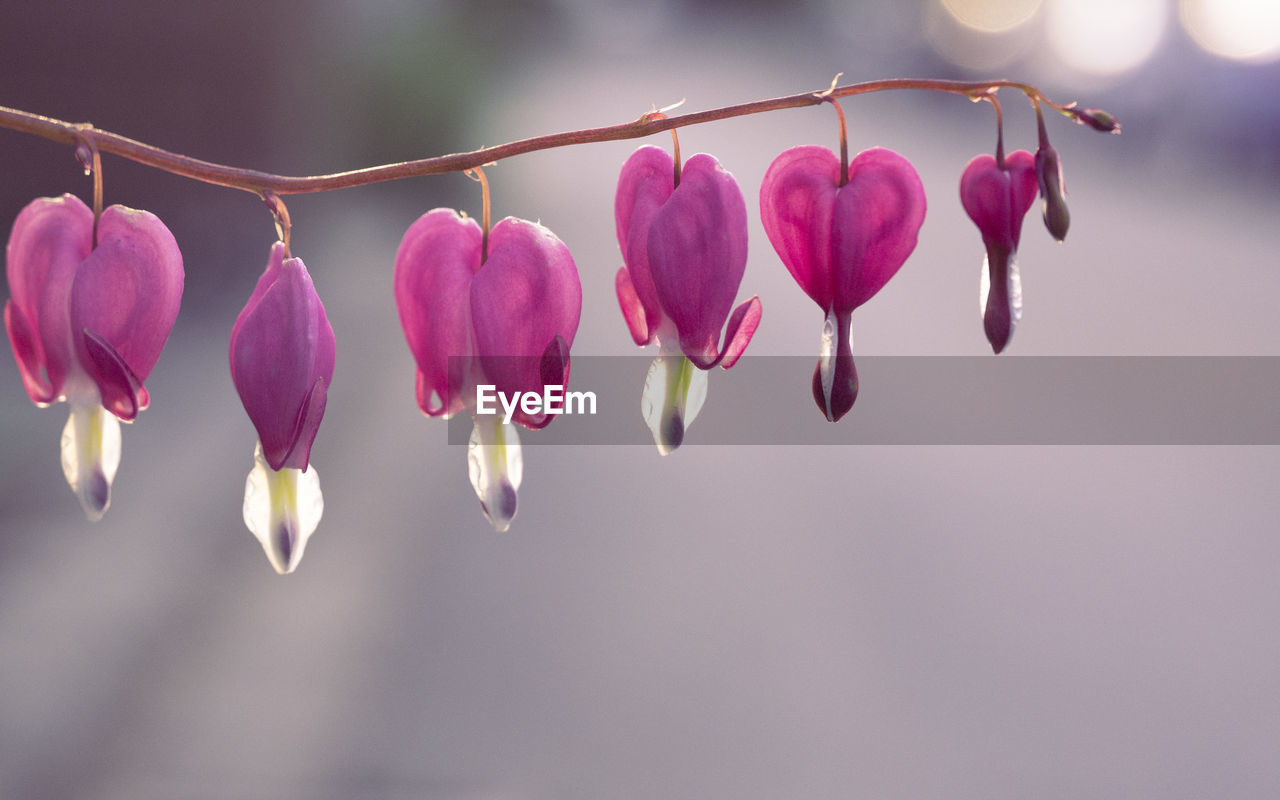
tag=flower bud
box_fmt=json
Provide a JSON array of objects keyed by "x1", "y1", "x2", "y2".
[
  {"x1": 229, "y1": 242, "x2": 335, "y2": 573},
  {"x1": 1075, "y1": 108, "x2": 1120, "y2": 134},
  {"x1": 1035, "y1": 143, "x2": 1070, "y2": 242}
]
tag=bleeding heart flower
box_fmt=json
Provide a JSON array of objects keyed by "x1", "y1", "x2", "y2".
[
  {"x1": 760, "y1": 145, "x2": 926, "y2": 421},
  {"x1": 959, "y1": 150, "x2": 1038, "y2": 354},
  {"x1": 229, "y1": 241, "x2": 335, "y2": 573},
  {"x1": 5, "y1": 193, "x2": 183, "y2": 519},
  {"x1": 394, "y1": 209, "x2": 581, "y2": 530},
  {"x1": 614, "y1": 145, "x2": 761, "y2": 452}
]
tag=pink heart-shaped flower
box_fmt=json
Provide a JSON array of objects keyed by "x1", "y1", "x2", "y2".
[{"x1": 760, "y1": 145, "x2": 925, "y2": 420}]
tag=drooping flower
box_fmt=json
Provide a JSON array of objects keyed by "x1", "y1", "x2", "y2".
[
  {"x1": 959, "y1": 150, "x2": 1038, "y2": 354},
  {"x1": 1035, "y1": 142, "x2": 1069, "y2": 242},
  {"x1": 4, "y1": 193, "x2": 183, "y2": 519},
  {"x1": 760, "y1": 145, "x2": 926, "y2": 421},
  {"x1": 1034, "y1": 105, "x2": 1070, "y2": 243},
  {"x1": 394, "y1": 209, "x2": 581, "y2": 531},
  {"x1": 229, "y1": 241, "x2": 335, "y2": 574},
  {"x1": 614, "y1": 145, "x2": 761, "y2": 452}
]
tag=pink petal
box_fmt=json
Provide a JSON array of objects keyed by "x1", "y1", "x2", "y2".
[
  {"x1": 759, "y1": 145, "x2": 839, "y2": 311},
  {"x1": 5, "y1": 300, "x2": 55, "y2": 404},
  {"x1": 1007, "y1": 150, "x2": 1039, "y2": 242},
  {"x1": 80, "y1": 329, "x2": 146, "y2": 420},
  {"x1": 229, "y1": 244, "x2": 336, "y2": 471},
  {"x1": 393, "y1": 209, "x2": 482, "y2": 417},
  {"x1": 983, "y1": 243, "x2": 1015, "y2": 354},
  {"x1": 470, "y1": 217, "x2": 582, "y2": 428},
  {"x1": 71, "y1": 205, "x2": 184, "y2": 412},
  {"x1": 615, "y1": 145, "x2": 674, "y2": 340},
  {"x1": 614, "y1": 266, "x2": 652, "y2": 346},
  {"x1": 646, "y1": 153, "x2": 748, "y2": 366},
  {"x1": 716, "y1": 295, "x2": 762, "y2": 370},
  {"x1": 831, "y1": 147, "x2": 926, "y2": 311},
  {"x1": 4, "y1": 194, "x2": 93, "y2": 403},
  {"x1": 959, "y1": 151, "x2": 1037, "y2": 252},
  {"x1": 760, "y1": 146, "x2": 925, "y2": 315}
]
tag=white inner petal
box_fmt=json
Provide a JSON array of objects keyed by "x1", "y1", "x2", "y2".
[{"x1": 60, "y1": 401, "x2": 121, "y2": 522}]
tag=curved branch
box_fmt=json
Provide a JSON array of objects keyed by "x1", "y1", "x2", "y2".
[{"x1": 0, "y1": 78, "x2": 1096, "y2": 196}]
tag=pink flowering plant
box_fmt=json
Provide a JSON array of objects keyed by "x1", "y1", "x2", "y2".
[
  {"x1": 394, "y1": 169, "x2": 582, "y2": 531},
  {"x1": 614, "y1": 140, "x2": 761, "y2": 453},
  {"x1": 5, "y1": 189, "x2": 183, "y2": 520},
  {"x1": 759, "y1": 96, "x2": 926, "y2": 420},
  {"x1": 1, "y1": 78, "x2": 1118, "y2": 572},
  {"x1": 228, "y1": 230, "x2": 336, "y2": 575}
]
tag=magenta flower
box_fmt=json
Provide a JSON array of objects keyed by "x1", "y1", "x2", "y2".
[
  {"x1": 4, "y1": 193, "x2": 183, "y2": 519},
  {"x1": 614, "y1": 145, "x2": 761, "y2": 452},
  {"x1": 395, "y1": 209, "x2": 582, "y2": 530},
  {"x1": 959, "y1": 150, "x2": 1038, "y2": 354},
  {"x1": 229, "y1": 241, "x2": 335, "y2": 573},
  {"x1": 760, "y1": 145, "x2": 926, "y2": 421}
]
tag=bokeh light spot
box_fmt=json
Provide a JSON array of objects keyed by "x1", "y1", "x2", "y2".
[
  {"x1": 1180, "y1": 0, "x2": 1280, "y2": 62},
  {"x1": 941, "y1": 0, "x2": 1044, "y2": 32},
  {"x1": 1046, "y1": 0, "x2": 1167, "y2": 74}
]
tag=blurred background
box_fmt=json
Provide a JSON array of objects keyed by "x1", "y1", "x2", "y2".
[{"x1": 2, "y1": 0, "x2": 1279, "y2": 797}]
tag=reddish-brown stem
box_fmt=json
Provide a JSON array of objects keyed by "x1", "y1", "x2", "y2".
[
  {"x1": 0, "y1": 78, "x2": 1104, "y2": 197},
  {"x1": 825, "y1": 98, "x2": 849, "y2": 186},
  {"x1": 466, "y1": 167, "x2": 491, "y2": 262},
  {"x1": 90, "y1": 143, "x2": 103, "y2": 247},
  {"x1": 263, "y1": 191, "x2": 292, "y2": 256},
  {"x1": 987, "y1": 94, "x2": 1006, "y2": 169},
  {"x1": 670, "y1": 129, "x2": 682, "y2": 187},
  {"x1": 1034, "y1": 98, "x2": 1050, "y2": 149}
]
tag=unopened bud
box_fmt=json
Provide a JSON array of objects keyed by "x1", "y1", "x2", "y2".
[
  {"x1": 1035, "y1": 144, "x2": 1070, "y2": 241},
  {"x1": 1075, "y1": 108, "x2": 1120, "y2": 134}
]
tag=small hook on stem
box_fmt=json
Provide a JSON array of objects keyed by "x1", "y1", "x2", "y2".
[{"x1": 262, "y1": 190, "x2": 292, "y2": 257}]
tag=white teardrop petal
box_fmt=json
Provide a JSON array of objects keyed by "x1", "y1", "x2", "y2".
[
  {"x1": 467, "y1": 416, "x2": 522, "y2": 532},
  {"x1": 641, "y1": 353, "x2": 707, "y2": 455},
  {"x1": 60, "y1": 402, "x2": 122, "y2": 522},
  {"x1": 243, "y1": 442, "x2": 323, "y2": 574}
]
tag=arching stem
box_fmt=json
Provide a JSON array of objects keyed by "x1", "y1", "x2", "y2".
[
  {"x1": 987, "y1": 94, "x2": 1006, "y2": 169},
  {"x1": 0, "y1": 79, "x2": 1114, "y2": 197},
  {"x1": 816, "y1": 74, "x2": 849, "y2": 186},
  {"x1": 262, "y1": 191, "x2": 292, "y2": 256},
  {"x1": 670, "y1": 128, "x2": 682, "y2": 187},
  {"x1": 466, "y1": 166, "x2": 492, "y2": 263}
]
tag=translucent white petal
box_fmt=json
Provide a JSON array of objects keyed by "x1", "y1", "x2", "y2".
[
  {"x1": 467, "y1": 416, "x2": 522, "y2": 532},
  {"x1": 817, "y1": 308, "x2": 838, "y2": 410},
  {"x1": 60, "y1": 402, "x2": 122, "y2": 522},
  {"x1": 979, "y1": 252, "x2": 990, "y2": 318},
  {"x1": 979, "y1": 253, "x2": 1023, "y2": 330},
  {"x1": 641, "y1": 353, "x2": 708, "y2": 456},
  {"x1": 243, "y1": 442, "x2": 323, "y2": 574}
]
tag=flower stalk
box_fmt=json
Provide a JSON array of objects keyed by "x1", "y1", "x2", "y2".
[{"x1": 0, "y1": 79, "x2": 1114, "y2": 199}]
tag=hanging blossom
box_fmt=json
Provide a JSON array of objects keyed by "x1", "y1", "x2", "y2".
[
  {"x1": 959, "y1": 149, "x2": 1038, "y2": 354},
  {"x1": 5, "y1": 193, "x2": 183, "y2": 519},
  {"x1": 394, "y1": 208, "x2": 581, "y2": 531},
  {"x1": 614, "y1": 145, "x2": 762, "y2": 453},
  {"x1": 229, "y1": 241, "x2": 335, "y2": 574},
  {"x1": 760, "y1": 145, "x2": 926, "y2": 421}
]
